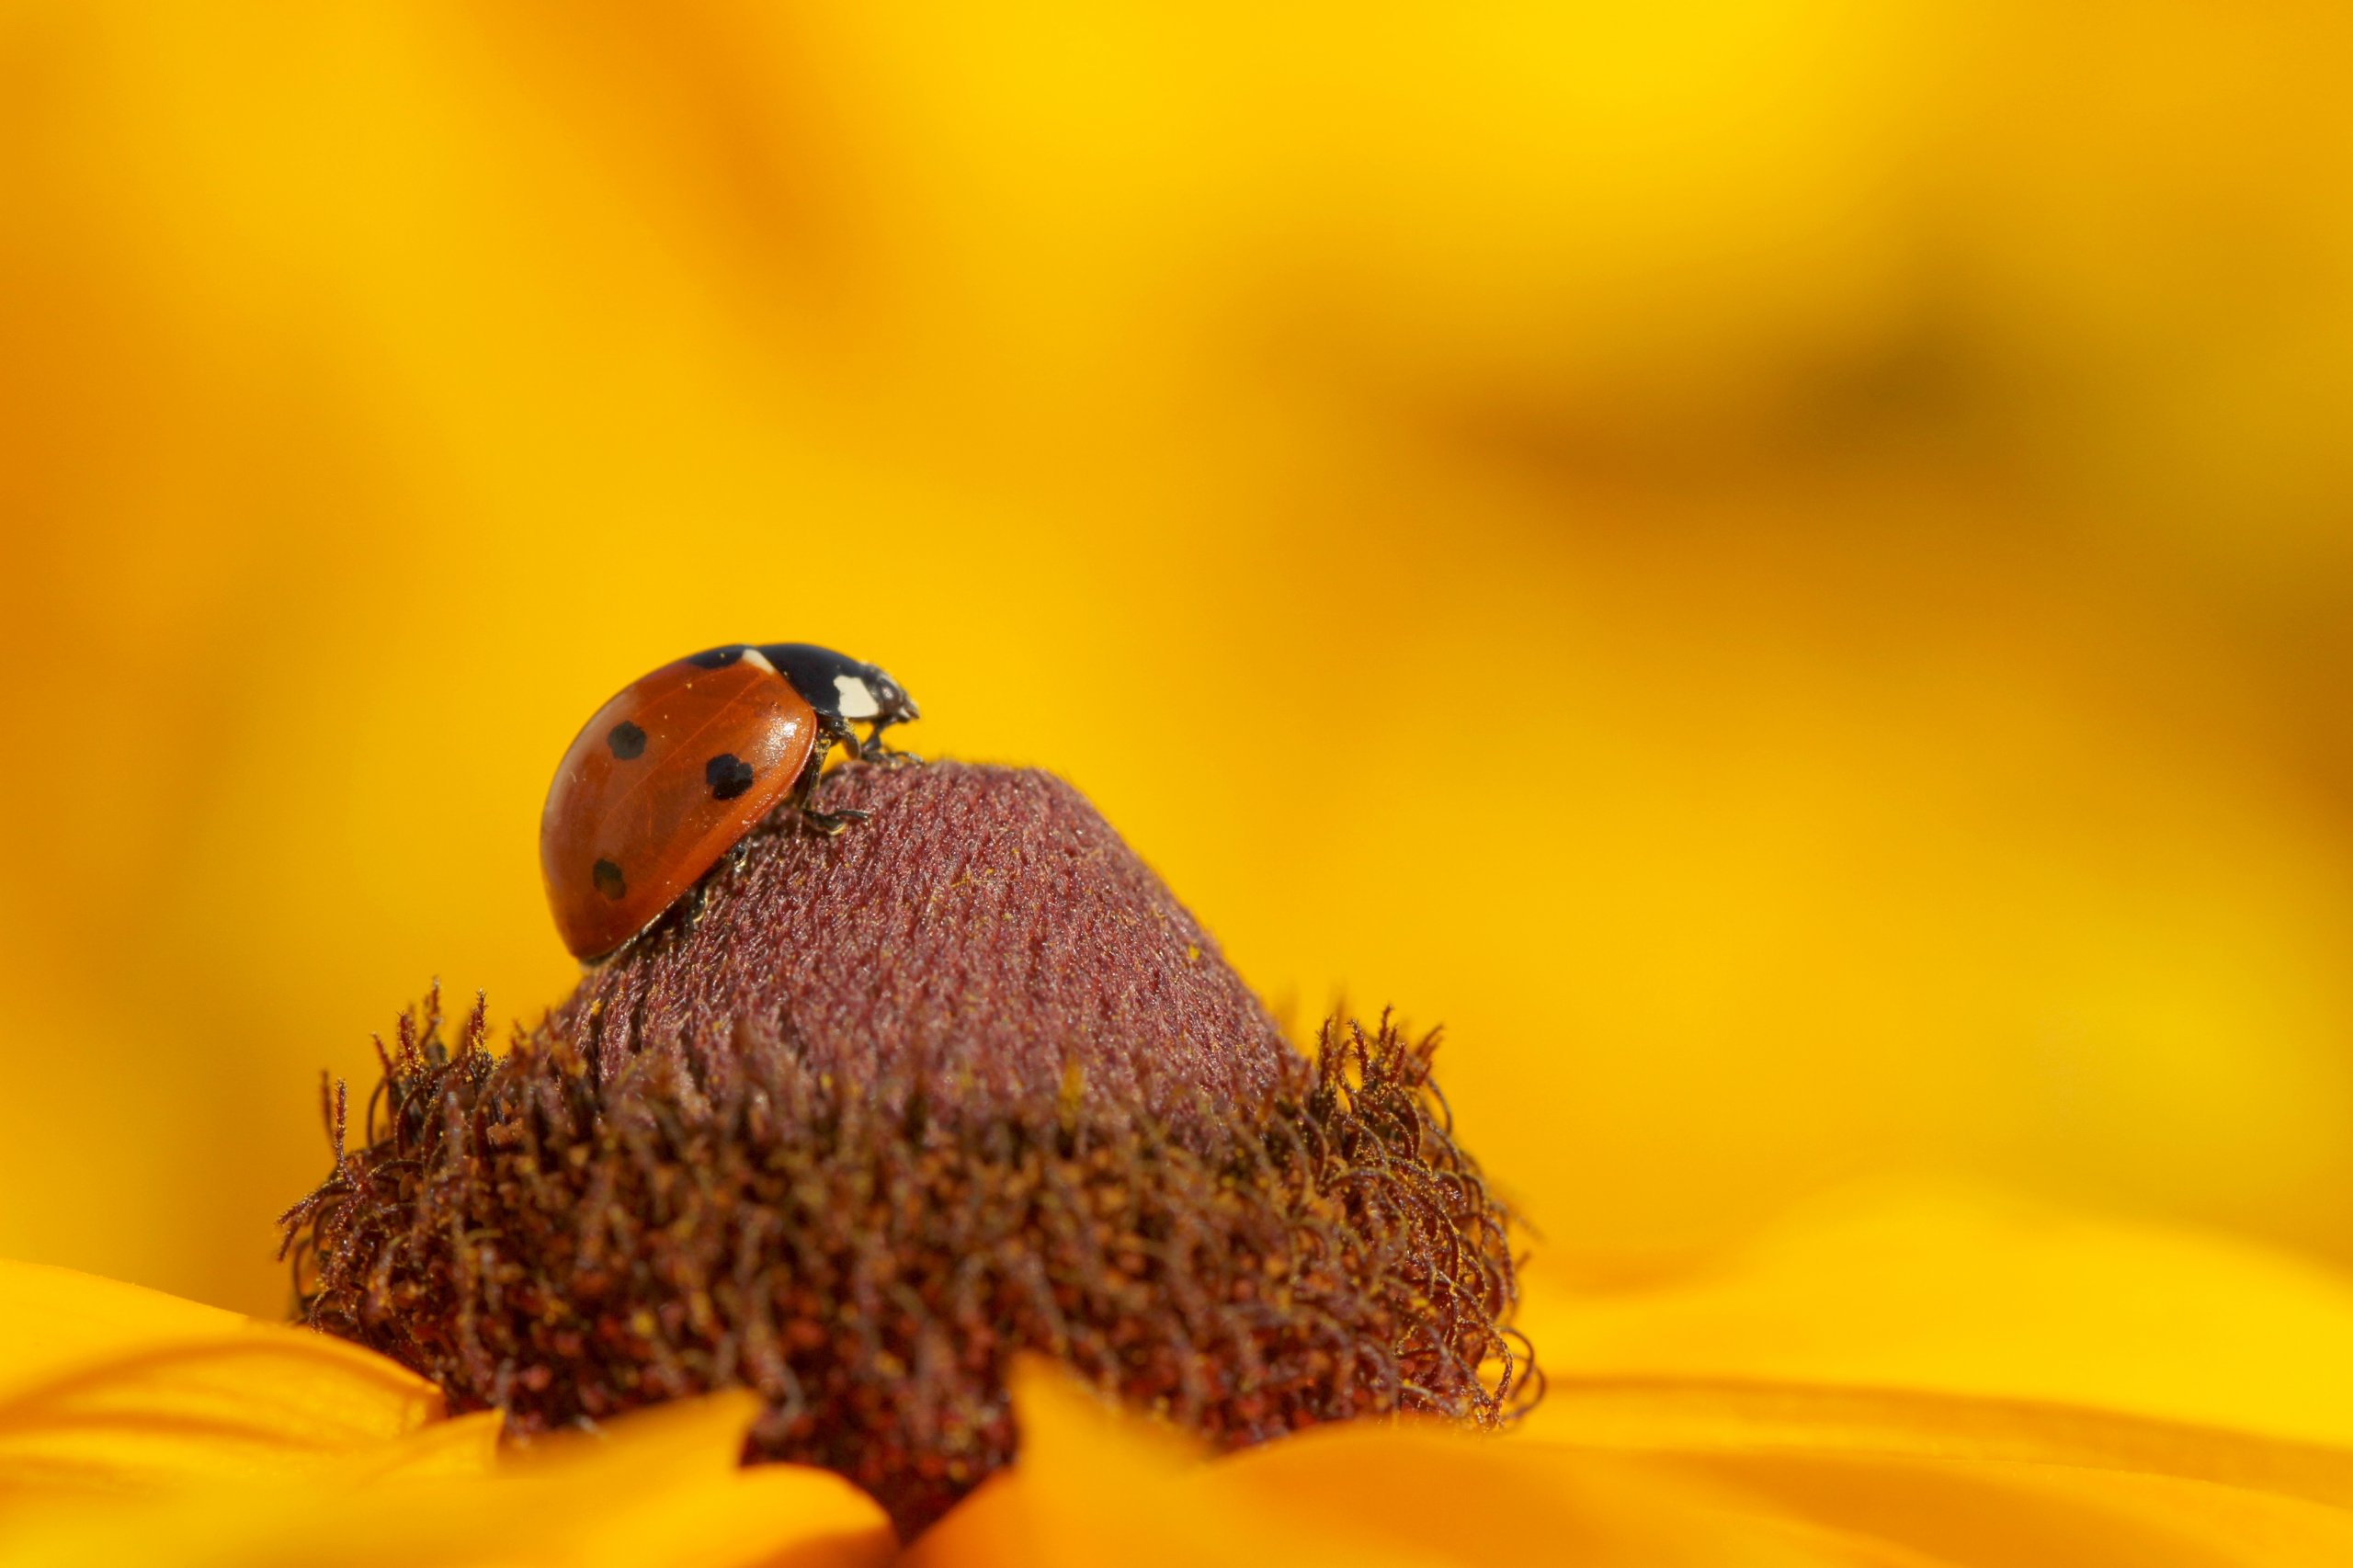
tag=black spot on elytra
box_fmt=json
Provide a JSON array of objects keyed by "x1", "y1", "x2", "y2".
[
  {"x1": 592, "y1": 858, "x2": 627, "y2": 901},
  {"x1": 706, "y1": 753, "x2": 756, "y2": 801},
  {"x1": 607, "y1": 721, "x2": 647, "y2": 760},
  {"x1": 688, "y1": 646, "x2": 745, "y2": 670}
]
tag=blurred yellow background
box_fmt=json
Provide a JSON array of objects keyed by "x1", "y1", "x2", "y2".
[{"x1": 6, "y1": 1, "x2": 2353, "y2": 1318}]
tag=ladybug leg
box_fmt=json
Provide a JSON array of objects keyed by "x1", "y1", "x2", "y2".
[
  {"x1": 858, "y1": 721, "x2": 921, "y2": 766},
  {"x1": 789, "y1": 747, "x2": 870, "y2": 836},
  {"x1": 797, "y1": 800, "x2": 870, "y2": 835},
  {"x1": 814, "y1": 711, "x2": 862, "y2": 767}
]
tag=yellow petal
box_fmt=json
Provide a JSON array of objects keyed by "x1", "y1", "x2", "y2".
[
  {"x1": 1529, "y1": 1379, "x2": 2353, "y2": 1508},
  {"x1": 0, "y1": 1259, "x2": 244, "y2": 1396},
  {"x1": 1522, "y1": 1184, "x2": 2353, "y2": 1449},
  {"x1": 0, "y1": 1257, "x2": 443, "y2": 1499},
  {"x1": 328, "y1": 1409, "x2": 505, "y2": 1484},
  {"x1": 0, "y1": 1391, "x2": 893, "y2": 1568},
  {"x1": 915, "y1": 1361, "x2": 2353, "y2": 1568},
  {"x1": 908, "y1": 1360, "x2": 1931, "y2": 1568},
  {"x1": 1661, "y1": 1449, "x2": 2353, "y2": 1567},
  {"x1": 484, "y1": 1392, "x2": 892, "y2": 1568}
]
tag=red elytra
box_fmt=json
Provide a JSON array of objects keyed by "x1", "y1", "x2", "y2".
[{"x1": 540, "y1": 650, "x2": 820, "y2": 960}]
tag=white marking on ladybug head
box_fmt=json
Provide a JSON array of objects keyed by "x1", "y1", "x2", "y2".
[
  {"x1": 740, "y1": 647, "x2": 777, "y2": 674},
  {"x1": 833, "y1": 673, "x2": 881, "y2": 719}
]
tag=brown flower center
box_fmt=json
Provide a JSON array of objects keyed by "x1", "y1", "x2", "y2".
[{"x1": 283, "y1": 761, "x2": 1534, "y2": 1537}]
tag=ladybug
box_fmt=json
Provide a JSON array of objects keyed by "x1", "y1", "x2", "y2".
[{"x1": 540, "y1": 642, "x2": 919, "y2": 960}]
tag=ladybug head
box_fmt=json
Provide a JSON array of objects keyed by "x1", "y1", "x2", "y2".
[
  {"x1": 859, "y1": 665, "x2": 920, "y2": 726},
  {"x1": 755, "y1": 642, "x2": 921, "y2": 732}
]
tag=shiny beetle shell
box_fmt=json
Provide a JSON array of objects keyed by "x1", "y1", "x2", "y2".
[{"x1": 540, "y1": 647, "x2": 818, "y2": 960}]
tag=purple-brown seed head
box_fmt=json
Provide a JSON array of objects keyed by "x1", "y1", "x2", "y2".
[
  {"x1": 561, "y1": 762, "x2": 1292, "y2": 1127},
  {"x1": 283, "y1": 760, "x2": 1532, "y2": 1538}
]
